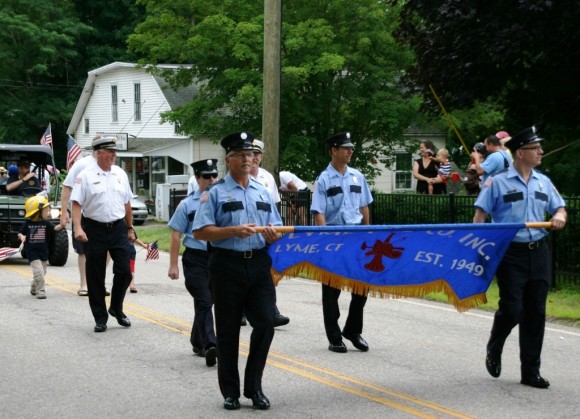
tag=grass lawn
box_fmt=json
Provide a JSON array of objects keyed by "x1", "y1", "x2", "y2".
[{"x1": 136, "y1": 224, "x2": 580, "y2": 328}]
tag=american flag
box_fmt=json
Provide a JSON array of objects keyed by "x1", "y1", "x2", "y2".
[
  {"x1": 66, "y1": 135, "x2": 82, "y2": 170},
  {"x1": 145, "y1": 241, "x2": 159, "y2": 262},
  {"x1": 40, "y1": 124, "x2": 52, "y2": 146},
  {"x1": 0, "y1": 246, "x2": 21, "y2": 262}
]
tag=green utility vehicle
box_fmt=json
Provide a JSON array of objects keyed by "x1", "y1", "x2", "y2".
[{"x1": 0, "y1": 144, "x2": 68, "y2": 266}]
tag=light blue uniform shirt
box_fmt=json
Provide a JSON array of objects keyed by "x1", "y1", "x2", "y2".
[
  {"x1": 474, "y1": 165, "x2": 565, "y2": 243},
  {"x1": 480, "y1": 149, "x2": 511, "y2": 184},
  {"x1": 192, "y1": 174, "x2": 283, "y2": 251},
  {"x1": 167, "y1": 190, "x2": 207, "y2": 251},
  {"x1": 310, "y1": 163, "x2": 373, "y2": 225}
]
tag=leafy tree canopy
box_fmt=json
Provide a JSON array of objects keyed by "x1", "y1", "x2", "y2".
[
  {"x1": 0, "y1": 0, "x2": 144, "y2": 167},
  {"x1": 395, "y1": 0, "x2": 580, "y2": 193},
  {"x1": 129, "y1": 0, "x2": 423, "y2": 181}
]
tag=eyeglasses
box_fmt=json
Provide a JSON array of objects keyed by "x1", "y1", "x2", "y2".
[
  {"x1": 520, "y1": 145, "x2": 543, "y2": 152},
  {"x1": 201, "y1": 173, "x2": 218, "y2": 179},
  {"x1": 228, "y1": 152, "x2": 254, "y2": 159}
]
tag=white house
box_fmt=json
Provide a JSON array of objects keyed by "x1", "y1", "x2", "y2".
[
  {"x1": 67, "y1": 62, "x2": 224, "y2": 199},
  {"x1": 67, "y1": 62, "x2": 448, "y2": 199}
]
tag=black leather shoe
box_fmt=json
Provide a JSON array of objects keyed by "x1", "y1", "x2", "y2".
[
  {"x1": 343, "y1": 333, "x2": 369, "y2": 352},
  {"x1": 94, "y1": 323, "x2": 107, "y2": 333},
  {"x1": 521, "y1": 374, "x2": 550, "y2": 389},
  {"x1": 273, "y1": 313, "x2": 290, "y2": 327},
  {"x1": 485, "y1": 353, "x2": 501, "y2": 378},
  {"x1": 328, "y1": 341, "x2": 347, "y2": 353},
  {"x1": 240, "y1": 315, "x2": 247, "y2": 326},
  {"x1": 205, "y1": 346, "x2": 217, "y2": 367},
  {"x1": 244, "y1": 391, "x2": 270, "y2": 410},
  {"x1": 193, "y1": 346, "x2": 206, "y2": 357},
  {"x1": 223, "y1": 397, "x2": 240, "y2": 410},
  {"x1": 108, "y1": 309, "x2": 131, "y2": 327}
]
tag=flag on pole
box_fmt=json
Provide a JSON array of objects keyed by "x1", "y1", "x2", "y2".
[
  {"x1": 0, "y1": 245, "x2": 22, "y2": 262},
  {"x1": 269, "y1": 223, "x2": 523, "y2": 312},
  {"x1": 145, "y1": 241, "x2": 160, "y2": 262},
  {"x1": 40, "y1": 124, "x2": 52, "y2": 146},
  {"x1": 66, "y1": 135, "x2": 82, "y2": 170}
]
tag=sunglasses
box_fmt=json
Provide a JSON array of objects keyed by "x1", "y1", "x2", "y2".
[{"x1": 201, "y1": 173, "x2": 218, "y2": 179}]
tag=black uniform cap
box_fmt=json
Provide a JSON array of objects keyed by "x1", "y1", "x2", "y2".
[
  {"x1": 220, "y1": 132, "x2": 255, "y2": 153},
  {"x1": 505, "y1": 126, "x2": 544, "y2": 152},
  {"x1": 191, "y1": 158, "x2": 218, "y2": 176},
  {"x1": 324, "y1": 132, "x2": 354, "y2": 149}
]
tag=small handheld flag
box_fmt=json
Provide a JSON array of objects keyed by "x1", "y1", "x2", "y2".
[{"x1": 145, "y1": 241, "x2": 159, "y2": 262}]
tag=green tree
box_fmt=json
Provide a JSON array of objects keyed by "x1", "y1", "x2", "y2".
[
  {"x1": 0, "y1": 0, "x2": 145, "y2": 167},
  {"x1": 395, "y1": 0, "x2": 580, "y2": 194},
  {"x1": 0, "y1": 0, "x2": 92, "y2": 146},
  {"x1": 129, "y1": 0, "x2": 422, "y2": 181}
]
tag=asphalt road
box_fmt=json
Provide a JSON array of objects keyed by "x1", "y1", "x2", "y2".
[{"x1": 1, "y1": 233, "x2": 579, "y2": 418}]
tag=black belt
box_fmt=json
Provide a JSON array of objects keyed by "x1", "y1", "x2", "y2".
[
  {"x1": 510, "y1": 238, "x2": 547, "y2": 250},
  {"x1": 212, "y1": 248, "x2": 266, "y2": 259},
  {"x1": 185, "y1": 248, "x2": 208, "y2": 256},
  {"x1": 83, "y1": 217, "x2": 124, "y2": 228}
]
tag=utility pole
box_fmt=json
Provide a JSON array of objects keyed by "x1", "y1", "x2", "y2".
[{"x1": 262, "y1": 0, "x2": 281, "y2": 179}]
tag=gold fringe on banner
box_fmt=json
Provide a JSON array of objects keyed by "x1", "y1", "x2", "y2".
[{"x1": 272, "y1": 263, "x2": 488, "y2": 313}]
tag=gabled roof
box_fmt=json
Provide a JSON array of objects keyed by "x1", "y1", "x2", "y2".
[
  {"x1": 153, "y1": 76, "x2": 199, "y2": 110},
  {"x1": 67, "y1": 62, "x2": 194, "y2": 135}
]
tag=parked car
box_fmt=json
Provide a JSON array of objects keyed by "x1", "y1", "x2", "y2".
[
  {"x1": 0, "y1": 144, "x2": 68, "y2": 266},
  {"x1": 131, "y1": 195, "x2": 148, "y2": 225}
]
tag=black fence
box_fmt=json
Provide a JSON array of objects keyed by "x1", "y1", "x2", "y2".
[{"x1": 279, "y1": 191, "x2": 579, "y2": 288}]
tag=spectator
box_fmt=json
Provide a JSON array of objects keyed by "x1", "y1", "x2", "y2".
[
  {"x1": 279, "y1": 170, "x2": 309, "y2": 225},
  {"x1": 471, "y1": 134, "x2": 512, "y2": 185},
  {"x1": 413, "y1": 140, "x2": 446, "y2": 194},
  {"x1": 427, "y1": 148, "x2": 452, "y2": 194}
]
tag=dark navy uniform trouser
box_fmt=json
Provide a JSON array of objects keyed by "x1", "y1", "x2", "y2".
[
  {"x1": 487, "y1": 240, "x2": 551, "y2": 378},
  {"x1": 322, "y1": 284, "x2": 367, "y2": 344},
  {"x1": 209, "y1": 248, "x2": 275, "y2": 399},
  {"x1": 83, "y1": 218, "x2": 132, "y2": 324},
  {"x1": 182, "y1": 248, "x2": 216, "y2": 350}
]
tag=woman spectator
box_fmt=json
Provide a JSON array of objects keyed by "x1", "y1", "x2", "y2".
[{"x1": 412, "y1": 140, "x2": 446, "y2": 194}]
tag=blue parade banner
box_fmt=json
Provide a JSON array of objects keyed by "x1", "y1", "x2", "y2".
[{"x1": 269, "y1": 224, "x2": 522, "y2": 312}]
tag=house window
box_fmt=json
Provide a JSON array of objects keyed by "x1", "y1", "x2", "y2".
[
  {"x1": 84, "y1": 118, "x2": 90, "y2": 134},
  {"x1": 111, "y1": 85, "x2": 118, "y2": 122},
  {"x1": 134, "y1": 83, "x2": 141, "y2": 121},
  {"x1": 174, "y1": 121, "x2": 182, "y2": 135},
  {"x1": 394, "y1": 152, "x2": 412, "y2": 190}
]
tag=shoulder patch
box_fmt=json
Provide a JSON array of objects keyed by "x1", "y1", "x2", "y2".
[
  {"x1": 484, "y1": 177, "x2": 493, "y2": 188},
  {"x1": 74, "y1": 177, "x2": 82, "y2": 184},
  {"x1": 200, "y1": 190, "x2": 210, "y2": 203}
]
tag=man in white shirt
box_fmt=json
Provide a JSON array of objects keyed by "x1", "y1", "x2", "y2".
[
  {"x1": 250, "y1": 139, "x2": 289, "y2": 328},
  {"x1": 60, "y1": 148, "x2": 98, "y2": 296}
]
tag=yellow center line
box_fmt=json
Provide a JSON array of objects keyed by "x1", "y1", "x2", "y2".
[{"x1": 3, "y1": 264, "x2": 476, "y2": 418}]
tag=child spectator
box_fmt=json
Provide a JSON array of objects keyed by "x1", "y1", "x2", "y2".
[
  {"x1": 128, "y1": 231, "x2": 149, "y2": 293},
  {"x1": 17, "y1": 195, "x2": 64, "y2": 299},
  {"x1": 427, "y1": 148, "x2": 452, "y2": 194}
]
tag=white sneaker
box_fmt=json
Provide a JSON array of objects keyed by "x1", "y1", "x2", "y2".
[{"x1": 36, "y1": 290, "x2": 46, "y2": 299}]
